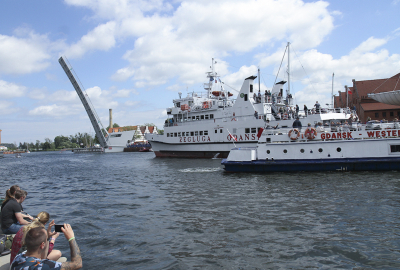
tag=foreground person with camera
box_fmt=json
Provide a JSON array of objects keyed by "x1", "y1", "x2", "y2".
[{"x1": 10, "y1": 223, "x2": 82, "y2": 270}]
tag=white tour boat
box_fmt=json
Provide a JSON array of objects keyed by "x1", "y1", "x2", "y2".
[
  {"x1": 222, "y1": 121, "x2": 400, "y2": 172},
  {"x1": 146, "y1": 58, "x2": 357, "y2": 158}
]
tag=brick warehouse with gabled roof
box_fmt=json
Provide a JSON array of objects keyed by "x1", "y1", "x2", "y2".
[{"x1": 334, "y1": 73, "x2": 400, "y2": 123}]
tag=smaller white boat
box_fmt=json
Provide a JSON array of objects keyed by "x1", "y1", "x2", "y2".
[{"x1": 222, "y1": 121, "x2": 400, "y2": 172}]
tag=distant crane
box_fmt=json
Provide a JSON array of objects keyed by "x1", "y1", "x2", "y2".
[{"x1": 58, "y1": 56, "x2": 109, "y2": 148}]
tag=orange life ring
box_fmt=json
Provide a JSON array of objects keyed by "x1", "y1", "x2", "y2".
[
  {"x1": 288, "y1": 129, "x2": 300, "y2": 140},
  {"x1": 304, "y1": 128, "x2": 317, "y2": 140}
]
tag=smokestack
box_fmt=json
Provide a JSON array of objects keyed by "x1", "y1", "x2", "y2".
[
  {"x1": 0, "y1": 129, "x2": 2, "y2": 144},
  {"x1": 109, "y1": 109, "x2": 113, "y2": 133}
]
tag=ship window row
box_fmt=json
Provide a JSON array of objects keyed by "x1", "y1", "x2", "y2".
[
  {"x1": 245, "y1": 127, "x2": 262, "y2": 133},
  {"x1": 177, "y1": 114, "x2": 214, "y2": 122},
  {"x1": 266, "y1": 147, "x2": 343, "y2": 154},
  {"x1": 166, "y1": 131, "x2": 209, "y2": 137}
]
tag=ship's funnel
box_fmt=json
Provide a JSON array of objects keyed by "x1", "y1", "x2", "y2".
[{"x1": 271, "y1": 81, "x2": 286, "y2": 95}]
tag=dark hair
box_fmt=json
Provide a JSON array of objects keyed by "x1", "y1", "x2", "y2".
[
  {"x1": 14, "y1": 190, "x2": 25, "y2": 200},
  {"x1": 3, "y1": 185, "x2": 20, "y2": 203},
  {"x1": 25, "y1": 227, "x2": 47, "y2": 252}
]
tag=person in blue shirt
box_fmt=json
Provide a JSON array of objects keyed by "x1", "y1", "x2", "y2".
[{"x1": 11, "y1": 225, "x2": 82, "y2": 270}]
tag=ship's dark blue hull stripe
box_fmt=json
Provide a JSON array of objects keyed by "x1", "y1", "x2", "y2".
[{"x1": 221, "y1": 157, "x2": 400, "y2": 172}]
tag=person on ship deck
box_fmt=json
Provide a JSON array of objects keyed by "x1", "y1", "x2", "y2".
[{"x1": 292, "y1": 117, "x2": 302, "y2": 131}]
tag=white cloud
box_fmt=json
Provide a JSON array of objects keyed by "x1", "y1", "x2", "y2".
[
  {"x1": 28, "y1": 104, "x2": 78, "y2": 116},
  {"x1": 111, "y1": 67, "x2": 135, "y2": 81},
  {"x1": 27, "y1": 85, "x2": 121, "y2": 118},
  {"x1": 64, "y1": 0, "x2": 172, "y2": 20},
  {"x1": 50, "y1": 89, "x2": 80, "y2": 102},
  {"x1": 124, "y1": 100, "x2": 139, "y2": 106},
  {"x1": 350, "y1": 37, "x2": 387, "y2": 55},
  {"x1": 64, "y1": 0, "x2": 335, "y2": 87},
  {"x1": 277, "y1": 37, "x2": 400, "y2": 107},
  {"x1": 0, "y1": 28, "x2": 55, "y2": 75},
  {"x1": 0, "y1": 80, "x2": 26, "y2": 98},
  {"x1": 28, "y1": 89, "x2": 47, "y2": 100},
  {"x1": 223, "y1": 65, "x2": 259, "y2": 92},
  {"x1": 0, "y1": 100, "x2": 19, "y2": 115},
  {"x1": 63, "y1": 21, "x2": 117, "y2": 58},
  {"x1": 113, "y1": 89, "x2": 134, "y2": 98}
]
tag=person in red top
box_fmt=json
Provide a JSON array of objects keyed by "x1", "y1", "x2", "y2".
[{"x1": 10, "y1": 211, "x2": 61, "y2": 263}]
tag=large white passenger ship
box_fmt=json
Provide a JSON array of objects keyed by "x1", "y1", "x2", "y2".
[{"x1": 146, "y1": 60, "x2": 357, "y2": 158}]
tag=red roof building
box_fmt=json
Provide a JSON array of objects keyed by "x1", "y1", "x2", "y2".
[{"x1": 334, "y1": 73, "x2": 400, "y2": 123}]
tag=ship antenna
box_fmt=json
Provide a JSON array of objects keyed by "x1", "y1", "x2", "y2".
[{"x1": 287, "y1": 42, "x2": 290, "y2": 96}]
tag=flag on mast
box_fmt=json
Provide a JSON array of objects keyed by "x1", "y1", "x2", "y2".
[{"x1": 226, "y1": 128, "x2": 237, "y2": 147}]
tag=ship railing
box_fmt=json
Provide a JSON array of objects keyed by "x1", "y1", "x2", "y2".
[{"x1": 260, "y1": 124, "x2": 371, "y2": 143}]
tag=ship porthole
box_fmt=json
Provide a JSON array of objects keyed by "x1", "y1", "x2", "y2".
[
  {"x1": 318, "y1": 148, "x2": 323, "y2": 153},
  {"x1": 337, "y1": 147, "x2": 341, "y2": 152},
  {"x1": 300, "y1": 149, "x2": 304, "y2": 153},
  {"x1": 267, "y1": 150, "x2": 270, "y2": 154},
  {"x1": 283, "y1": 149, "x2": 287, "y2": 154}
]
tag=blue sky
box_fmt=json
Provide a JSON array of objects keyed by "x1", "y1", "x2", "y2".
[{"x1": 1, "y1": 0, "x2": 399, "y2": 144}]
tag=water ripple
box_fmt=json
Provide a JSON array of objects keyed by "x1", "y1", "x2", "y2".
[{"x1": 1, "y1": 152, "x2": 400, "y2": 269}]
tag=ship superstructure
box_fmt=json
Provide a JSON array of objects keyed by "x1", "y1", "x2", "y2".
[{"x1": 146, "y1": 59, "x2": 355, "y2": 158}]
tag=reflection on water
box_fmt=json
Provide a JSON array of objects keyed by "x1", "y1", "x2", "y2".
[{"x1": 1, "y1": 152, "x2": 400, "y2": 269}]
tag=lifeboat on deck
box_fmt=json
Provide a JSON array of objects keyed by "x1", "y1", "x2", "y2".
[{"x1": 212, "y1": 91, "x2": 233, "y2": 97}]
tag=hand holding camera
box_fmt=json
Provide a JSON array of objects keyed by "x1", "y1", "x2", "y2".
[{"x1": 61, "y1": 223, "x2": 75, "y2": 241}]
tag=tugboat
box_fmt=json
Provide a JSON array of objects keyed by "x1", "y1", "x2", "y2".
[{"x1": 222, "y1": 121, "x2": 400, "y2": 172}]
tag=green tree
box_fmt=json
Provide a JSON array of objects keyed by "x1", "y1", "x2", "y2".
[
  {"x1": 35, "y1": 140, "x2": 40, "y2": 151},
  {"x1": 69, "y1": 135, "x2": 77, "y2": 144},
  {"x1": 54, "y1": 135, "x2": 70, "y2": 149},
  {"x1": 28, "y1": 142, "x2": 35, "y2": 151},
  {"x1": 106, "y1": 123, "x2": 120, "y2": 130},
  {"x1": 42, "y1": 141, "x2": 51, "y2": 151}
]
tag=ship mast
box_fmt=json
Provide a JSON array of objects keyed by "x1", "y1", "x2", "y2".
[{"x1": 287, "y1": 42, "x2": 290, "y2": 96}]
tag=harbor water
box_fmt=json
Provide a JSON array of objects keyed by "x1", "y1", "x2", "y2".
[{"x1": 1, "y1": 151, "x2": 400, "y2": 269}]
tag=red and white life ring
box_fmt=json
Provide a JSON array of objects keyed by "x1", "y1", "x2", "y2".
[
  {"x1": 304, "y1": 128, "x2": 317, "y2": 140},
  {"x1": 288, "y1": 129, "x2": 300, "y2": 140}
]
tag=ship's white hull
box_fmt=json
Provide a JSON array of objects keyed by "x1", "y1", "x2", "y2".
[
  {"x1": 147, "y1": 113, "x2": 352, "y2": 158},
  {"x1": 222, "y1": 127, "x2": 400, "y2": 172},
  {"x1": 150, "y1": 140, "x2": 254, "y2": 158},
  {"x1": 105, "y1": 130, "x2": 137, "y2": 153}
]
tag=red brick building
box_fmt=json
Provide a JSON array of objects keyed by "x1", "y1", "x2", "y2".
[{"x1": 334, "y1": 73, "x2": 400, "y2": 123}]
